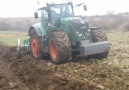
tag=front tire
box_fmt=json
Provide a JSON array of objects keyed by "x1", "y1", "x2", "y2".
[
  {"x1": 91, "y1": 29, "x2": 109, "y2": 59},
  {"x1": 49, "y1": 30, "x2": 71, "y2": 64}
]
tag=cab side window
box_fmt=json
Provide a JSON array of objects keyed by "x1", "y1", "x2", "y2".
[{"x1": 41, "y1": 10, "x2": 48, "y2": 23}]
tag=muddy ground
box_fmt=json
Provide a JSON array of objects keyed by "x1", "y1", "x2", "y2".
[{"x1": 0, "y1": 40, "x2": 129, "y2": 90}]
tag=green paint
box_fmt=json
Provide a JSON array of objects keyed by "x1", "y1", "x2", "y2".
[
  {"x1": 23, "y1": 39, "x2": 29, "y2": 46},
  {"x1": 60, "y1": 17, "x2": 80, "y2": 42},
  {"x1": 32, "y1": 23, "x2": 48, "y2": 36}
]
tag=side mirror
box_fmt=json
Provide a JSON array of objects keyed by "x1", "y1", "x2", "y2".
[
  {"x1": 84, "y1": 5, "x2": 87, "y2": 11},
  {"x1": 34, "y1": 12, "x2": 38, "y2": 18}
]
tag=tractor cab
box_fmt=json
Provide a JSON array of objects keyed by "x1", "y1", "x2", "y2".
[
  {"x1": 34, "y1": 2, "x2": 86, "y2": 29},
  {"x1": 50, "y1": 3, "x2": 74, "y2": 22},
  {"x1": 34, "y1": 3, "x2": 74, "y2": 27}
]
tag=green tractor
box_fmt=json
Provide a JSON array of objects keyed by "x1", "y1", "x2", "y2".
[{"x1": 17, "y1": 2, "x2": 110, "y2": 64}]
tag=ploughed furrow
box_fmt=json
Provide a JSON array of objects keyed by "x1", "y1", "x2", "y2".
[{"x1": 0, "y1": 45, "x2": 29, "y2": 90}]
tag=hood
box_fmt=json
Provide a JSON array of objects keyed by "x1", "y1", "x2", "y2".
[
  {"x1": 60, "y1": 17, "x2": 91, "y2": 42},
  {"x1": 68, "y1": 17, "x2": 89, "y2": 34}
]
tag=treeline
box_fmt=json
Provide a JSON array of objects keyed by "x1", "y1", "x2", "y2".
[
  {"x1": 87, "y1": 13, "x2": 129, "y2": 32},
  {"x1": 0, "y1": 12, "x2": 129, "y2": 32},
  {"x1": 0, "y1": 17, "x2": 39, "y2": 31}
]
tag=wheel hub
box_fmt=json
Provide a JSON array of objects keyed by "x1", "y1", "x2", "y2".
[
  {"x1": 50, "y1": 40, "x2": 57, "y2": 59},
  {"x1": 31, "y1": 38, "x2": 38, "y2": 57}
]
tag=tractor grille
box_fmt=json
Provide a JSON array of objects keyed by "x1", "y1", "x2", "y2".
[
  {"x1": 69, "y1": 18, "x2": 89, "y2": 34},
  {"x1": 69, "y1": 18, "x2": 90, "y2": 40}
]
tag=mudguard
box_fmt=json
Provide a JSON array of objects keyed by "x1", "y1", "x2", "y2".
[{"x1": 28, "y1": 23, "x2": 48, "y2": 36}]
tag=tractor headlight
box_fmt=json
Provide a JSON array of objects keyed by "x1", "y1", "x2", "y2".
[
  {"x1": 76, "y1": 32, "x2": 83, "y2": 37},
  {"x1": 76, "y1": 29, "x2": 92, "y2": 40}
]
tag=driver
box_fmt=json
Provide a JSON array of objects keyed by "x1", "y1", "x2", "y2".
[
  {"x1": 63, "y1": 6, "x2": 71, "y2": 17},
  {"x1": 52, "y1": 10, "x2": 59, "y2": 23}
]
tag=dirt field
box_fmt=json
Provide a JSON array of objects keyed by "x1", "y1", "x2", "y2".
[{"x1": 0, "y1": 32, "x2": 129, "y2": 90}]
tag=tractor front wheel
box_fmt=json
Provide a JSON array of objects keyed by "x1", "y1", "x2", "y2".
[
  {"x1": 91, "y1": 29, "x2": 109, "y2": 59},
  {"x1": 49, "y1": 30, "x2": 71, "y2": 64}
]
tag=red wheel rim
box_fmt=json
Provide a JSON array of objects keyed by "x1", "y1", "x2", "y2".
[
  {"x1": 31, "y1": 38, "x2": 38, "y2": 57},
  {"x1": 50, "y1": 40, "x2": 57, "y2": 59}
]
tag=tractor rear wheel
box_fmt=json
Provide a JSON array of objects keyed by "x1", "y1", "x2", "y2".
[
  {"x1": 30, "y1": 32, "x2": 43, "y2": 59},
  {"x1": 49, "y1": 30, "x2": 71, "y2": 64},
  {"x1": 91, "y1": 29, "x2": 109, "y2": 59}
]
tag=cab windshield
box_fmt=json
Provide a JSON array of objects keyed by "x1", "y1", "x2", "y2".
[{"x1": 51, "y1": 4, "x2": 74, "y2": 22}]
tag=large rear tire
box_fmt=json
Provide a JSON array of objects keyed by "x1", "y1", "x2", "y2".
[
  {"x1": 30, "y1": 31, "x2": 43, "y2": 59},
  {"x1": 91, "y1": 29, "x2": 109, "y2": 59},
  {"x1": 49, "y1": 30, "x2": 71, "y2": 64}
]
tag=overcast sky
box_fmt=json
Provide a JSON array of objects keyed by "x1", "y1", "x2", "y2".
[{"x1": 0, "y1": 0, "x2": 128, "y2": 17}]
